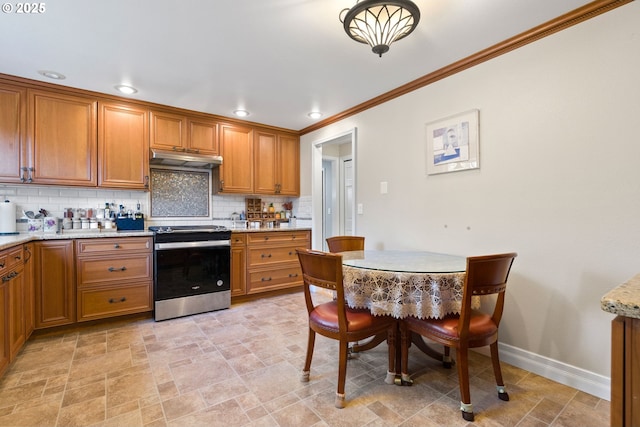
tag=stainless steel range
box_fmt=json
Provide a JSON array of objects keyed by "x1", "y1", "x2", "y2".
[{"x1": 149, "y1": 225, "x2": 231, "y2": 321}]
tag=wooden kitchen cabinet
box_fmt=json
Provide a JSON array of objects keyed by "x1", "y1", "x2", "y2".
[
  {"x1": 231, "y1": 233, "x2": 247, "y2": 297},
  {"x1": 150, "y1": 110, "x2": 219, "y2": 155},
  {"x1": 6, "y1": 246, "x2": 25, "y2": 361},
  {"x1": 611, "y1": 315, "x2": 640, "y2": 427},
  {"x1": 254, "y1": 131, "x2": 299, "y2": 196},
  {"x1": 34, "y1": 240, "x2": 75, "y2": 329},
  {"x1": 27, "y1": 89, "x2": 97, "y2": 186},
  {"x1": 75, "y1": 237, "x2": 153, "y2": 322},
  {"x1": 219, "y1": 123, "x2": 254, "y2": 194},
  {"x1": 98, "y1": 102, "x2": 150, "y2": 190},
  {"x1": 23, "y1": 243, "x2": 35, "y2": 339},
  {"x1": 244, "y1": 230, "x2": 309, "y2": 295},
  {"x1": 0, "y1": 277, "x2": 8, "y2": 377},
  {"x1": 0, "y1": 83, "x2": 26, "y2": 183},
  {"x1": 0, "y1": 244, "x2": 31, "y2": 376}
]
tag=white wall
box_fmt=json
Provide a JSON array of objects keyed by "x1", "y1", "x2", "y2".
[{"x1": 300, "y1": 1, "x2": 640, "y2": 397}]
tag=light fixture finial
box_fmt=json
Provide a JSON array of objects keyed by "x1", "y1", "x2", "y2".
[{"x1": 340, "y1": 0, "x2": 420, "y2": 57}]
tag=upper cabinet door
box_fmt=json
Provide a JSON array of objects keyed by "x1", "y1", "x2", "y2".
[
  {"x1": 253, "y1": 131, "x2": 277, "y2": 195},
  {"x1": 277, "y1": 134, "x2": 300, "y2": 196},
  {"x1": 28, "y1": 90, "x2": 97, "y2": 186},
  {"x1": 0, "y1": 84, "x2": 26, "y2": 183},
  {"x1": 219, "y1": 124, "x2": 254, "y2": 194},
  {"x1": 188, "y1": 118, "x2": 219, "y2": 155},
  {"x1": 98, "y1": 102, "x2": 149, "y2": 190},
  {"x1": 149, "y1": 110, "x2": 187, "y2": 152}
]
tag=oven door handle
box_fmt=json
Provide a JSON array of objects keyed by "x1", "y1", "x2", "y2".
[{"x1": 155, "y1": 240, "x2": 231, "y2": 250}]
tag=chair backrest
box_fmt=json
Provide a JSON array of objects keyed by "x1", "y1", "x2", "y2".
[
  {"x1": 326, "y1": 236, "x2": 365, "y2": 253},
  {"x1": 296, "y1": 248, "x2": 347, "y2": 318},
  {"x1": 459, "y1": 252, "x2": 517, "y2": 333}
]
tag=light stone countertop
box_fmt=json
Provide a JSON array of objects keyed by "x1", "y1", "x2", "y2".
[
  {"x1": 601, "y1": 273, "x2": 640, "y2": 319},
  {"x1": 0, "y1": 227, "x2": 312, "y2": 251},
  {"x1": 0, "y1": 230, "x2": 153, "y2": 251}
]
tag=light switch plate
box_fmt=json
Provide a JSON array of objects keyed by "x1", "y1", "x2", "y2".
[
  {"x1": 357, "y1": 203, "x2": 363, "y2": 214},
  {"x1": 380, "y1": 181, "x2": 388, "y2": 194}
]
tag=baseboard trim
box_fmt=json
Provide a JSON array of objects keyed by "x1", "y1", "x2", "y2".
[{"x1": 474, "y1": 343, "x2": 610, "y2": 400}]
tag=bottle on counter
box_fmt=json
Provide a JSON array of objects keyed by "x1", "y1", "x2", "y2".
[{"x1": 134, "y1": 203, "x2": 143, "y2": 220}]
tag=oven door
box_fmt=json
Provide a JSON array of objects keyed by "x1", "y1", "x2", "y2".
[{"x1": 154, "y1": 240, "x2": 230, "y2": 301}]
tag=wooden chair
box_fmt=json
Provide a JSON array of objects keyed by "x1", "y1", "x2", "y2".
[
  {"x1": 400, "y1": 252, "x2": 517, "y2": 421},
  {"x1": 326, "y1": 236, "x2": 365, "y2": 253},
  {"x1": 296, "y1": 248, "x2": 397, "y2": 408}
]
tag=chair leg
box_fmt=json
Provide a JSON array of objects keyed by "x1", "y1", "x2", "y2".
[
  {"x1": 443, "y1": 346, "x2": 452, "y2": 368},
  {"x1": 301, "y1": 329, "x2": 315, "y2": 382},
  {"x1": 456, "y1": 345, "x2": 474, "y2": 422},
  {"x1": 336, "y1": 340, "x2": 349, "y2": 408},
  {"x1": 490, "y1": 341, "x2": 509, "y2": 401}
]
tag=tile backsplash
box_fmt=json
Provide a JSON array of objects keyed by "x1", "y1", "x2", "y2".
[{"x1": 0, "y1": 184, "x2": 310, "y2": 231}]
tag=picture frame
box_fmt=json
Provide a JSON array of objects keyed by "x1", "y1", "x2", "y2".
[{"x1": 425, "y1": 109, "x2": 479, "y2": 175}]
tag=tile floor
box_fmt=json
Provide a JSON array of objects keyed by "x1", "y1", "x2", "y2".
[{"x1": 0, "y1": 292, "x2": 610, "y2": 427}]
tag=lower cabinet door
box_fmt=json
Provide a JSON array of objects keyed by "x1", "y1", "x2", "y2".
[
  {"x1": 77, "y1": 282, "x2": 152, "y2": 322},
  {"x1": 247, "y1": 265, "x2": 302, "y2": 294}
]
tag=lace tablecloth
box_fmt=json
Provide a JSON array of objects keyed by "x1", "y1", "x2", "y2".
[{"x1": 341, "y1": 250, "x2": 478, "y2": 319}]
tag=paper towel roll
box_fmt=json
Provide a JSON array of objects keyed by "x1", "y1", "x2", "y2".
[{"x1": 0, "y1": 200, "x2": 17, "y2": 234}]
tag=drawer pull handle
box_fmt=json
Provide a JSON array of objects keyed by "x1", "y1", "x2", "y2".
[
  {"x1": 288, "y1": 251, "x2": 293, "y2": 255},
  {"x1": 108, "y1": 266, "x2": 127, "y2": 272},
  {"x1": 261, "y1": 253, "x2": 272, "y2": 258},
  {"x1": 261, "y1": 277, "x2": 272, "y2": 282},
  {"x1": 114, "y1": 244, "x2": 120, "y2": 249},
  {"x1": 14, "y1": 255, "x2": 21, "y2": 261},
  {"x1": 264, "y1": 237, "x2": 269, "y2": 240},
  {"x1": 1, "y1": 271, "x2": 18, "y2": 282},
  {"x1": 192, "y1": 285, "x2": 201, "y2": 290},
  {"x1": 0, "y1": 262, "x2": 4, "y2": 268},
  {"x1": 109, "y1": 297, "x2": 127, "y2": 303},
  {"x1": 289, "y1": 273, "x2": 298, "y2": 278}
]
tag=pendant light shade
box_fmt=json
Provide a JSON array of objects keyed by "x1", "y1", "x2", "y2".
[{"x1": 340, "y1": 0, "x2": 420, "y2": 57}]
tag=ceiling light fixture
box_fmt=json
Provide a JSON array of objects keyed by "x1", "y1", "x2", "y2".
[
  {"x1": 38, "y1": 70, "x2": 66, "y2": 80},
  {"x1": 308, "y1": 111, "x2": 323, "y2": 119},
  {"x1": 233, "y1": 109, "x2": 250, "y2": 117},
  {"x1": 114, "y1": 85, "x2": 138, "y2": 95},
  {"x1": 339, "y1": 0, "x2": 420, "y2": 57}
]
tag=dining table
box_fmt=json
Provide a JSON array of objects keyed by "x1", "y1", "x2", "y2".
[{"x1": 340, "y1": 249, "x2": 479, "y2": 380}]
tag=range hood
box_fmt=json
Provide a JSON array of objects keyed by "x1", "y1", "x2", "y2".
[{"x1": 149, "y1": 148, "x2": 222, "y2": 169}]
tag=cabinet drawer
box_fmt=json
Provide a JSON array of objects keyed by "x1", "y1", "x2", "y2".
[
  {"x1": 247, "y1": 265, "x2": 302, "y2": 294},
  {"x1": 248, "y1": 245, "x2": 305, "y2": 268},
  {"x1": 0, "y1": 246, "x2": 23, "y2": 273},
  {"x1": 247, "y1": 231, "x2": 309, "y2": 245},
  {"x1": 77, "y1": 281, "x2": 152, "y2": 321},
  {"x1": 231, "y1": 233, "x2": 247, "y2": 246},
  {"x1": 76, "y1": 237, "x2": 152, "y2": 256},
  {"x1": 77, "y1": 254, "x2": 152, "y2": 286}
]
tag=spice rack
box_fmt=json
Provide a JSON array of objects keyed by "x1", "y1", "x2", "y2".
[{"x1": 245, "y1": 198, "x2": 288, "y2": 227}]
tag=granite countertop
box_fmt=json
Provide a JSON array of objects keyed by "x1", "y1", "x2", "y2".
[
  {"x1": 0, "y1": 230, "x2": 153, "y2": 251},
  {"x1": 231, "y1": 227, "x2": 311, "y2": 233},
  {"x1": 601, "y1": 273, "x2": 640, "y2": 319},
  {"x1": 0, "y1": 227, "x2": 311, "y2": 251}
]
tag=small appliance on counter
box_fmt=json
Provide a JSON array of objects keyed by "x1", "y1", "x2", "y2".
[
  {"x1": 115, "y1": 215, "x2": 145, "y2": 231},
  {"x1": 0, "y1": 200, "x2": 18, "y2": 235}
]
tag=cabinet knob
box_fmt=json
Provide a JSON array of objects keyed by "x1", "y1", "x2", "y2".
[{"x1": 114, "y1": 244, "x2": 120, "y2": 249}]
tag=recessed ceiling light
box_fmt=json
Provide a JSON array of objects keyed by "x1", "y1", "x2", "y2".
[
  {"x1": 233, "y1": 109, "x2": 250, "y2": 117},
  {"x1": 114, "y1": 85, "x2": 138, "y2": 95},
  {"x1": 38, "y1": 70, "x2": 66, "y2": 80},
  {"x1": 308, "y1": 111, "x2": 323, "y2": 119}
]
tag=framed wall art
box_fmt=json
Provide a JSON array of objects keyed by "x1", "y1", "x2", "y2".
[{"x1": 425, "y1": 109, "x2": 479, "y2": 175}]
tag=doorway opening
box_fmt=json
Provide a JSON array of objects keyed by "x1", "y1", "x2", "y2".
[{"x1": 311, "y1": 128, "x2": 357, "y2": 250}]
